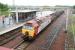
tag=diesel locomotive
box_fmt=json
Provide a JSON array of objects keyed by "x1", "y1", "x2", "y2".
[{"x1": 22, "y1": 11, "x2": 64, "y2": 40}]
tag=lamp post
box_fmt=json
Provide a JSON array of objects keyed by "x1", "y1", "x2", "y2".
[
  {"x1": 15, "y1": 7, "x2": 18, "y2": 23},
  {"x1": 12, "y1": 0, "x2": 18, "y2": 23}
]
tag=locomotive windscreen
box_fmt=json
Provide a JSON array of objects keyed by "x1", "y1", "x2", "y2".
[{"x1": 23, "y1": 23, "x2": 33, "y2": 30}]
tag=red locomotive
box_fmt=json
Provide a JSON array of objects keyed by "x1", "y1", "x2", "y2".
[{"x1": 22, "y1": 11, "x2": 64, "y2": 40}]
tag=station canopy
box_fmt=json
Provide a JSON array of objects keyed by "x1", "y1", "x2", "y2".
[{"x1": 11, "y1": 10, "x2": 37, "y2": 13}]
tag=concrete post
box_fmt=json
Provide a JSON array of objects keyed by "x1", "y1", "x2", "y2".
[
  {"x1": 65, "y1": 9, "x2": 69, "y2": 33},
  {"x1": 15, "y1": 8, "x2": 18, "y2": 23}
]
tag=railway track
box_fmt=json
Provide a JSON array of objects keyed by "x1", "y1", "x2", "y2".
[
  {"x1": 38, "y1": 16, "x2": 65, "y2": 50},
  {"x1": 25, "y1": 13, "x2": 66, "y2": 50},
  {"x1": 0, "y1": 27, "x2": 24, "y2": 47},
  {"x1": 14, "y1": 14, "x2": 63, "y2": 50},
  {"x1": 0, "y1": 27, "x2": 32, "y2": 50},
  {"x1": 40, "y1": 27, "x2": 63, "y2": 50},
  {"x1": 0, "y1": 27, "x2": 22, "y2": 45},
  {"x1": 14, "y1": 41, "x2": 32, "y2": 50},
  {"x1": 15, "y1": 14, "x2": 65, "y2": 50},
  {"x1": 2, "y1": 34, "x2": 23, "y2": 48}
]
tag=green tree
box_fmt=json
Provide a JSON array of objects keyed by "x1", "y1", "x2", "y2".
[
  {"x1": 73, "y1": 5, "x2": 75, "y2": 9},
  {"x1": 0, "y1": 3, "x2": 10, "y2": 16},
  {"x1": 73, "y1": 5, "x2": 75, "y2": 14}
]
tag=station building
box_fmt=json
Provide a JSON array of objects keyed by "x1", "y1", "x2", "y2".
[{"x1": 11, "y1": 10, "x2": 37, "y2": 22}]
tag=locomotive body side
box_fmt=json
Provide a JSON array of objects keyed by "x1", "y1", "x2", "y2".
[{"x1": 37, "y1": 16, "x2": 51, "y2": 33}]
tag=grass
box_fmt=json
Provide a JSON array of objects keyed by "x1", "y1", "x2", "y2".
[
  {"x1": 68, "y1": 24, "x2": 75, "y2": 36},
  {"x1": 67, "y1": 15, "x2": 75, "y2": 50},
  {"x1": 69, "y1": 48, "x2": 75, "y2": 50},
  {"x1": 68, "y1": 15, "x2": 75, "y2": 36}
]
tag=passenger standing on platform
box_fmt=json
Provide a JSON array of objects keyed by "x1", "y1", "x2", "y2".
[
  {"x1": 9, "y1": 16, "x2": 12, "y2": 25},
  {"x1": 2, "y1": 16, "x2": 5, "y2": 24}
]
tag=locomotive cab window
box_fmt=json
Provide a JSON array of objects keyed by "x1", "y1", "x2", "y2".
[{"x1": 23, "y1": 24, "x2": 33, "y2": 30}]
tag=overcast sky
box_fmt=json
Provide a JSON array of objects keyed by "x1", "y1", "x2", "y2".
[{"x1": 0, "y1": 0, "x2": 75, "y2": 6}]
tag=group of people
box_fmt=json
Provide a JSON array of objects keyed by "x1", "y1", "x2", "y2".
[{"x1": 0, "y1": 15, "x2": 13, "y2": 25}]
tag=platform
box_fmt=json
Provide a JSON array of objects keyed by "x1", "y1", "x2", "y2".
[
  {"x1": 0, "y1": 17, "x2": 33, "y2": 35},
  {"x1": 0, "y1": 16, "x2": 34, "y2": 35},
  {"x1": 0, "y1": 17, "x2": 26, "y2": 35},
  {"x1": 0, "y1": 22, "x2": 25, "y2": 35}
]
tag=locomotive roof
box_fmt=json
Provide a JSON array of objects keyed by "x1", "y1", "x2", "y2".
[
  {"x1": 36, "y1": 16, "x2": 46, "y2": 20},
  {"x1": 26, "y1": 11, "x2": 55, "y2": 27},
  {"x1": 26, "y1": 16, "x2": 47, "y2": 27},
  {"x1": 26, "y1": 19, "x2": 39, "y2": 27}
]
